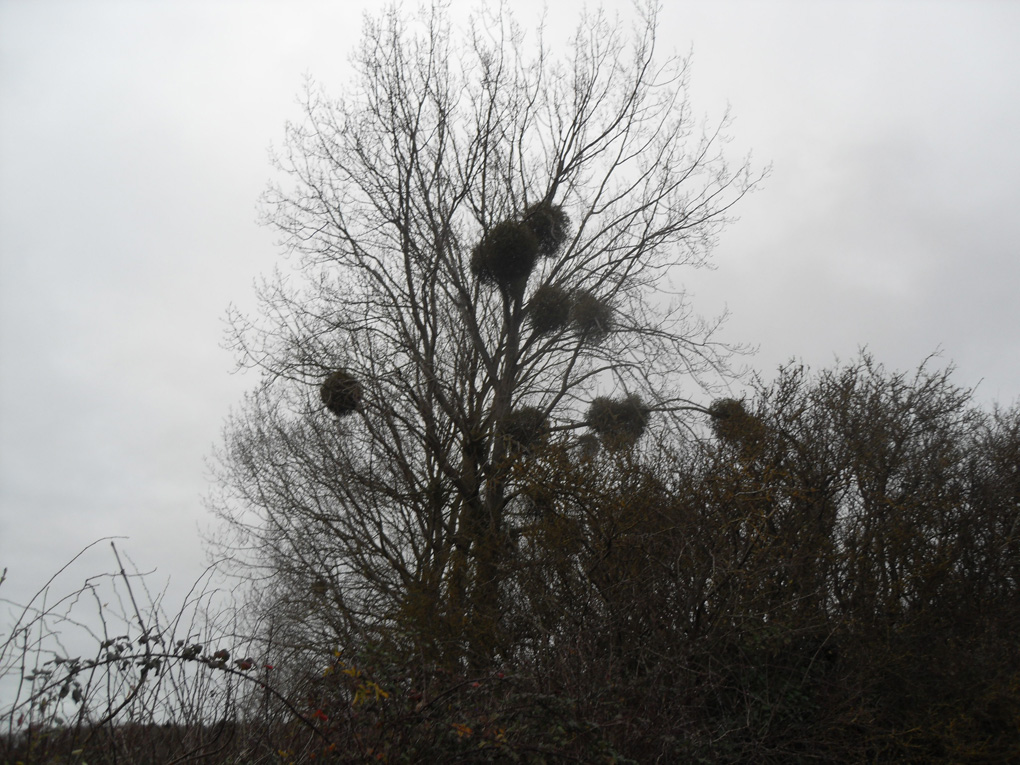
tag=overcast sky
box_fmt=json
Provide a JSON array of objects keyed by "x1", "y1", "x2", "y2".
[{"x1": 2, "y1": 0, "x2": 1018, "y2": 624}]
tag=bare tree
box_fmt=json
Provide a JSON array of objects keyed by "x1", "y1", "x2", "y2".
[{"x1": 212, "y1": 1, "x2": 758, "y2": 669}]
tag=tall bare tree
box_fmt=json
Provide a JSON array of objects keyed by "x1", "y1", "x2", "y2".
[{"x1": 213, "y1": 1, "x2": 758, "y2": 668}]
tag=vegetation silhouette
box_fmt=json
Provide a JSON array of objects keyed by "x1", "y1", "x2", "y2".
[{"x1": 4, "y1": 1, "x2": 1017, "y2": 761}]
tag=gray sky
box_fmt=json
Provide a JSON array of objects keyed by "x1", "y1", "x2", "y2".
[{"x1": 2, "y1": 0, "x2": 1018, "y2": 622}]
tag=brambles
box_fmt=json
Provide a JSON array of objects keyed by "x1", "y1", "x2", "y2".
[
  {"x1": 586, "y1": 394, "x2": 651, "y2": 449},
  {"x1": 319, "y1": 370, "x2": 362, "y2": 417}
]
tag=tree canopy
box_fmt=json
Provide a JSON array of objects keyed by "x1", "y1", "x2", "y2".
[
  {"x1": 196, "y1": 3, "x2": 1020, "y2": 762},
  {"x1": 213, "y1": 1, "x2": 756, "y2": 670}
]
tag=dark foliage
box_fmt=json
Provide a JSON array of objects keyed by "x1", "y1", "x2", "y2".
[
  {"x1": 569, "y1": 289, "x2": 613, "y2": 342},
  {"x1": 527, "y1": 284, "x2": 571, "y2": 335},
  {"x1": 500, "y1": 406, "x2": 550, "y2": 453},
  {"x1": 707, "y1": 396, "x2": 747, "y2": 435},
  {"x1": 523, "y1": 202, "x2": 571, "y2": 257},
  {"x1": 319, "y1": 370, "x2": 362, "y2": 417},
  {"x1": 586, "y1": 394, "x2": 650, "y2": 449},
  {"x1": 469, "y1": 219, "x2": 540, "y2": 292},
  {"x1": 8, "y1": 357, "x2": 1020, "y2": 763},
  {"x1": 708, "y1": 396, "x2": 768, "y2": 454}
]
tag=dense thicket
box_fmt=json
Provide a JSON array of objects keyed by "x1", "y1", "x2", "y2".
[
  {"x1": 6, "y1": 355, "x2": 1018, "y2": 763},
  {"x1": 502, "y1": 355, "x2": 1020, "y2": 762},
  {"x1": 251, "y1": 355, "x2": 1017, "y2": 763}
]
